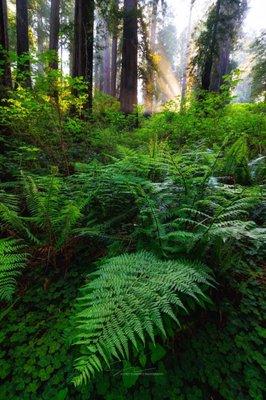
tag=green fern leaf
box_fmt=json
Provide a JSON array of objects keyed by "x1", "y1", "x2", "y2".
[
  {"x1": 0, "y1": 238, "x2": 27, "y2": 301},
  {"x1": 71, "y1": 251, "x2": 212, "y2": 386}
]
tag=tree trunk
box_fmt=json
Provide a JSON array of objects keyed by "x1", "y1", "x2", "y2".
[
  {"x1": 209, "y1": 0, "x2": 247, "y2": 92},
  {"x1": 201, "y1": 0, "x2": 247, "y2": 93},
  {"x1": 144, "y1": 0, "x2": 158, "y2": 113},
  {"x1": 120, "y1": 0, "x2": 138, "y2": 114},
  {"x1": 111, "y1": 34, "x2": 118, "y2": 97},
  {"x1": 103, "y1": 24, "x2": 111, "y2": 95},
  {"x1": 0, "y1": 0, "x2": 12, "y2": 98},
  {"x1": 180, "y1": 0, "x2": 194, "y2": 108},
  {"x1": 36, "y1": 10, "x2": 44, "y2": 73},
  {"x1": 73, "y1": 0, "x2": 94, "y2": 112},
  {"x1": 49, "y1": 0, "x2": 60, "y2": 70},
  {"x1": 110, "y1": 0, "x2": 119, "y2": 98},
  {"x1": 201, "y1": 0, "x2": 221, "y2": 91},
  {"x1": 16, "y1": 0, "x2": 31, "y2": 88},
  {"x1": 69, "y1": 38, "x2": 74, "y2": 76}
]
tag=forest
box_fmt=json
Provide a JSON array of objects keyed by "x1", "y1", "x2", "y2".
[{"x1": 0, "y1": 0, "x2": 265, "y2": 399}]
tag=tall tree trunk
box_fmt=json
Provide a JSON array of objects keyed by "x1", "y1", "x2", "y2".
[
  {"x1": 120, "y1": 0, "x2": 138, "y2": 114},
  {"x1": 103, "y1": 24, "x2": 111, "y2": 94},
  {"x1": 37, "y1": 11, "x2": 44, "y2": 73},
  {"x1": 69, "y1": 38, "x2": 74, "y2": 76},
  {"x1": 49, "y1": 0, "x2": 60, "y2": 70},
  {"x1": 16, "y1": 0, "x2": 31, "y2": 88},
  {"x1": 111, "y1": 34, "x2": 118, "y2": 97},
  {"x1": 0, "y1": 0, "x2": 12, "y2": 98},
  {"x1": 73, "y1": 0, "x2": 94, "y2": 112},
  {"x1": 110, "y1": 0, "x2": 119, "y2": 97},
  {"x1": 180, "y1": 0, "x2": 194, "y2": 108},
  {"x1": 209, "y1": 0, "x2": 247, "y2": 92},
  {"x1": 99, "y1": 60, "x2": 104, "y2": 91},
  {"x1": 94, "y1": 14, "x2": 102, "y2": 91},
  {"x1": 201, "y1": 0, "x2": 221, "y2": 91},
  {"x1": 36, "y1": 0, "x2": 49, "y2": 73},
  {"x1": 201, "y1": 0, "x2": 247, "y2": 93},
  {"x1": 144, "y1": 0, "x2": 158, "y2": 113}
]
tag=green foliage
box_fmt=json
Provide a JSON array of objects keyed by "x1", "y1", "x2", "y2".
[
  {"x1": 0, "y1": 238, "x2": 27, "y2": 301},
  {"x1": 250, "y1": 31, "x2": 266, "y2": 101},
  {"x1": 0, "y1": 267, "x2": 89, "y2": 400},
  {"x1": 71, "y1": 251, "x2": 211, "y2": 386},
  {"x1": 0, "y1": 62, "x2": 265, "y2": 400},
  {"x1": 158, "y1": 190, "x2": 260, "y2": 258},
  {"x1": 224, "y1": 136, "x2": 250, "y2": 184},
  {"x1": 0, "y1": 172, "x2": 90, "y2": 267}
]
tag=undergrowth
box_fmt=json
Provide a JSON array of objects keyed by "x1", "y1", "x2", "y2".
[{"x1": 0, "y1": 89, "x2": 265, "y2": 399}]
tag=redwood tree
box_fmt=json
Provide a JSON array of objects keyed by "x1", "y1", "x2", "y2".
[
  {"x1": 72, "y1": 0, "x2": 94, "y2": 111},
  {"x1": 111, "y1": 33, "x2": 118, "y2": 97},
  {"x1": 103, "y1": 22, "x2": 111, "y2": 95},
  {"x1": 0, "y1": 0, "x2": 12, "y2": 98},
  {"x1": 194, "y1": 0, "x2": 247, "y2": 93},
  {"x1": 110, "y1": 0, "x2": 119, "y2": 97},
  {"x1": 180, "y1": 0, "x2": 195, "y2": 107},
  {"x1": 120, "y1": 0, "x2": 138, "y2": 114},
  {"x1": 16, "y1": 0, "x2": 31, "y2": 87},
  {"x1": 49, "y1": 0, "x2": 60, "y2": 70},
  {"x1": 143, "y1": 0, "x2": 159, "y2": 113}
]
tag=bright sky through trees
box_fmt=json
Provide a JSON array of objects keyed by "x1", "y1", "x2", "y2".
[{"x1": 168, "y1": 0, "x2": 265, "y2": 36}]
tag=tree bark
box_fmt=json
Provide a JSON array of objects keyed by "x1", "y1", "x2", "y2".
[
  {"x1": 16, "y1": 0, "x2": 31, "y2": 88},
  {"x1": 0, "y1": 0, "x2": 12, "y2": 97},
  {"x1": 144, "y1": 0, "x2": 158, "y2": 113},
  {"x1": 110, "y1": 0, "x2": 119, "y2": 97},
  {"x1": 201, "y1": 0, "x2": 247, "y2": 93},
  {"x1": 49, "y1": 0, "x2": 60, "y2": 70},
  {"x1": 37, "y1": 11, "x2": 44, "y2": 73},
  {"x1": 73, "y1": 0, "x2": 94, "y2": 111},
  {"x1": 201, "y1": 0, "x2": 221, "y2": 91},
  {"x1": 120, "y1": 0, "x2": 138, "y2": 114},
  {"x1": 209, "y1": 0, "x2": 247, "y2": 92},
  {"x1": 180, "y1": 0, "x2": 195, "y2": 108},
  {"x1": 103, "y1": 24, "x2": 111, "y2": 95},
  {"x1": 111, "y1": 34, "x2": 118, "y2": 97}
]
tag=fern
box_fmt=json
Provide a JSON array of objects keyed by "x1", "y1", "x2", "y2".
[
  {"x1": 168, "y1": 193, "x2": 260, "y2": 248},
  {"x1": 224, "y1": 136, "x2": 251, "y2": 184},
  {"x1": 0, "y1": 173, "x2": 91, "y2": 266},
  {"x1": 71, "y1": 251, "x2": 212, "y2": 386},
  {"x1": 0, "y1": 238, "x2": 27, "y2": 301}
]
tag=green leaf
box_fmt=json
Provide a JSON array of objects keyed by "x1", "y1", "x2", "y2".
[
  {"x1": 150, "y1": 344, "x2": 167, "y2": 364},
  {"x1": 139, "y1": 353, "x2": 147, "y2": 368},
  {"x1": 122, "y1": 361, "x2": 142, "y2": 389},
  {"x1": 54, "y1": 389, "x2": 68, "y2": 400}
]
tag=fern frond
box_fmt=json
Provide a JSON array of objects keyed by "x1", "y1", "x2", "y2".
[
  {"x1": 55, "y1": 202, "x2": 83, "y2": 250},
  {"x1": 71, "y1": 251, "x2": 212, "y2": 386},
  {"x1": 0, "y1": 202, "x2": 39, "y2": 244},
  {"x1": 0, "y1": 238, "x2": 27, "y2": 301}
]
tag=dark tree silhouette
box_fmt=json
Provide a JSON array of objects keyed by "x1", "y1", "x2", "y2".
[
  {"x1": 120, "y1": 0, "x2": 138, "y2": 114},
  {"x1": 49, "y1": 0, "x2": 60, "y2": 70},
  {"x1": 194, "y1": 0, "x2": 247, "y2": 93},
  {"x1": 72, "y1": 0, "x2": 94, "y2": 111},
  {"x1": 16, "y1": 0, "x2": 31, "y2": 88},
  {"x1": 0, "y1": 0, "x2": 12, "y2": 98},
  {"x1": 110, "y1": 0, "x2": 119, "y2": 97}
]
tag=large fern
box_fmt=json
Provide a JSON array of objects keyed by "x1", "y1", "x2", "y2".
[
  {"x1": 158, "y1": 189, "x2": 262, "y2": 257},
  {"x1": 0, "y1": 238, "x2": 27, "y2": 301},
  {"x1": 0, "y1": 173, "x2": 91, "y2": 266},
  {"x1": 224, "y1": 136, "x2": 251, "y2": 184},
  {"x1": 71, "y1": 251, "x2": 212, "y2": 386}
]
